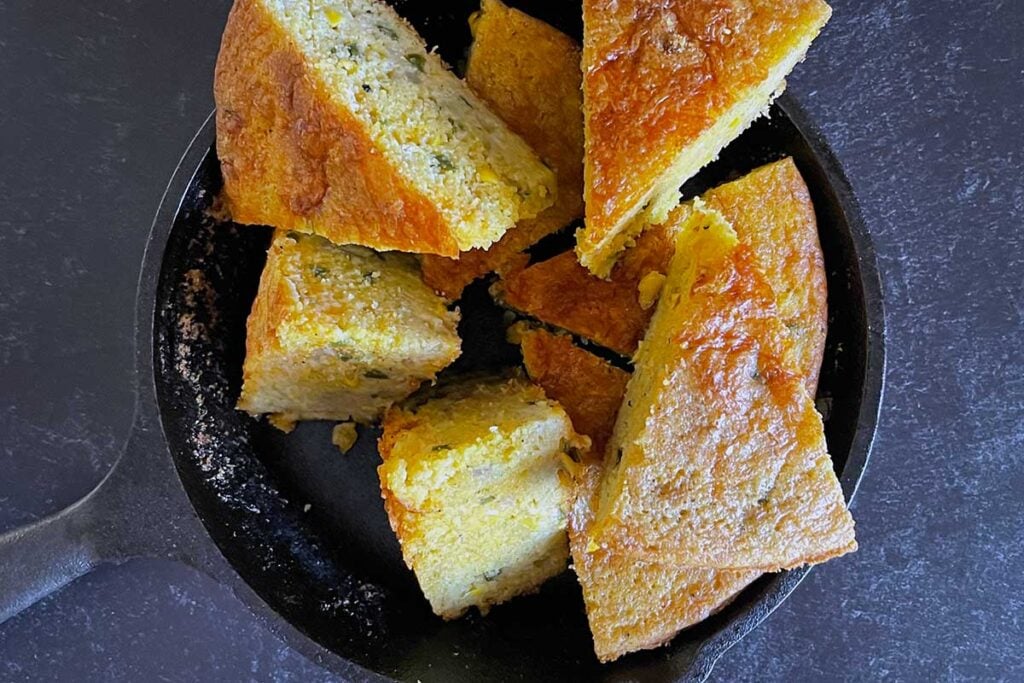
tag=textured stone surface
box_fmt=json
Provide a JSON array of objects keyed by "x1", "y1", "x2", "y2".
[{"x1": 0, "y1": 0, "x2": 1021, "y2": 680}]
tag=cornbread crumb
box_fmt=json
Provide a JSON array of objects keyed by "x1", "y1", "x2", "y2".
[
  {"x1": 238, "y1": 231, "x2": 461, "y2": 424},
  {"x1": 267, "y1": 413, "x2": 298, "y2": 433},
  {"x1": 378, "y1": 376, "x2": 586, "y2": 618},
  {"x1": 636, "y1": 271, "x2": 666, "y2": 310},
  {"x1": 332, "y1": 422, "x2": 359, "y2": 453}
]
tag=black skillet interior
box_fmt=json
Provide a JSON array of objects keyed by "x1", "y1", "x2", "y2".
[{"x1": 154, "y1": 2, "x2": 874, "y2": 681}]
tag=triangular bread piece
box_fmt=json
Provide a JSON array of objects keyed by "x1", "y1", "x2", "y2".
[
  {"x1": 495, "y1": 227, "x2": 675, "y2": 355},
  {"x1": 577, "y1": 0, "x2": 832, "y2": 275},
  {"x1": 591, "y1": 205, "x2": 855, "y2": 569},
  {"x1": 215, "y1": 0, "x2": 555, "y2": 256},
  {"x1": 514, "y1": 327, "x2": 758, "y2": 662}
]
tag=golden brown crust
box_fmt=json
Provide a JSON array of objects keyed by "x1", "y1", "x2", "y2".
[
  {"x1": 215, "y1": 0, "x2": 459, "y2": 255},
  {"x1": 701, "y1": 158, "x2": 827, "y2": 394},
  {"x1": 518, "y1": 328, "x2": 630, "y2": 458},
  {"x1": 238, "y1": 232, "x2": 461, "y2": 422},
  {"x1": 495, "y1": 226, "x2": 675, "y2": 356},
  {"x1": 238, "y1": 232, "x2": 293, "y2": 384},
  {"x1": 593, "y1": 214, "x2": 855, "y2": 569},
  {"x1": 570, "y1": 464, "x2": 759, "y2": 662},
  {"x1": 420, "y1": 0, "x2": 584, "y2": 297},
  {"x1": 580, "y1": 0, "x2": 831, "y2": 270},
  {"x1": 497, "y1": 158, "x2": 826, "y2": 379}
]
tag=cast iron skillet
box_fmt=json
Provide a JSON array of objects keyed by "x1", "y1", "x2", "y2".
[{"x1": 0, "y1": 2, "x2": 885, "y2": 680}]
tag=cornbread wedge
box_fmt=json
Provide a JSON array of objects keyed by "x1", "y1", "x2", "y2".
[
  {"x1": 498, "y1": 159, "x2": 827, "y2": 389},
  {"x1": 571, "y1": 464, "x2": 760, "y2": 662},
  {"x1": 577, "y1": 0, "x2": 832, "y2": 275},
  {"x1": 378, "y1": 377, "x2": 587, "y2": 619},
  {"x1": 215, "y1": 0, "x2": 556, "y2": 257},
  {"x1": 518, "y1": 290, "x2": 826, "y2": 661},
  {"x1": 237, "y1": 231, "x2": 461, "y2": 426},
  {"x1": 515, "y1": 325, "x2": 629, "y2": 457},
  {"x1": 591, "y1": 208, "x2": 855, "y2": 569},
  {"x1": 512, "y1": 326, "x2": 757, "y2": 662},
  {"x1": 421, "y1": 0, "x2": 584, "y2": 298}
]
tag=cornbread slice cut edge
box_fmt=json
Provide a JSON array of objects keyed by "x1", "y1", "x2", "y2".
[{"x1": 419, "y1": 0, "x2": 584, "y2": 297}]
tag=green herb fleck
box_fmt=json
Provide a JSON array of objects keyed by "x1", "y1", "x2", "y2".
[
  {"x1": 432, "y1": 153, "x2": 455, "y2": 172},
  {"x1": 344, "y1": 41, "x2": 359, "y2": 57},
  {"x1": 312, "y1": 265, "x2": 329, "y2": 279},
  {"x1": 376, "y1": 23, "x2": 398, "y2": 39},
  {"x1": 328, "y1": 46, "x2": 338, "y2": 56},
  {"x1": 405, "y1": 53, "x2": 426, "y2": 72},
  {"x1": 431, "y1": 444, "x2": 452, "y2": 452},
  {"x1": 329, "y1": 343, "x2": 353, "y2": 361},
  {"x1": 478, "y1": 495, "x2": 495, "y2": 504},
  {"x1": 364, "y1": 369, "x2": 389, "y2": 380},
  {"x1": 362, "y1": 83, "x2": 372, "y2": 93}
]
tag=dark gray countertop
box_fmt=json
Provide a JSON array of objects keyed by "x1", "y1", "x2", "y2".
[{"x1": 1, "y1": 0, "x2": 1021, "y2": 680}]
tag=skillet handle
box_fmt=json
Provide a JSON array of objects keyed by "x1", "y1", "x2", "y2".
[
  {"x1": 0, "y1": 495, "x2": 102, "y2": 623},
  {"x1": 0, "y1": 415, "x2": 212, "y2": 625}
]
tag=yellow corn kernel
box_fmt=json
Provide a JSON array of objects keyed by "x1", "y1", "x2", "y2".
[
  {"x1": 324, "y1": 6, "x2": 343, "y2": 27},
  {"x1": 558, "y1": 452, "x2": 582, "y2": 478},
  {"x1": 479, "y1": 164, "x2": 499, "y2": 183}
]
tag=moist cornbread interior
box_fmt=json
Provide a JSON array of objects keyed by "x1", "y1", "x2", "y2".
[
  {"x1": 419, "y1": 0, "x2": 584, "y2": 298},
  {"x1": 378, "y1": 377, "x2": 585, "y2": 618}
]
